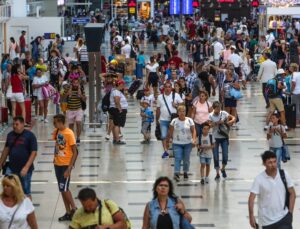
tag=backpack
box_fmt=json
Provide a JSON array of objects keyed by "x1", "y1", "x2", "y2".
[
  {"x1": 101, "y1": 91, "x2": 111, "y2": 112},
  {"x1": 103, "y1": 200, "x2": 131, "y2": 229},
  {"x1": 265, "y1": 78, "x2": 279, "y2": 98}
]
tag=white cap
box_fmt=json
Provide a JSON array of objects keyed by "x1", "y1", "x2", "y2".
[{"x1": 277, "y1": 69, "x2": 285, "y2": 74}]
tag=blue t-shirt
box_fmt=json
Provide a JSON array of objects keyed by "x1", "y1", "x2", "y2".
[
  {"x1": 5, "y1": 130, "x2": 38, "y2": 173},
  {"x1": 27, "y1": 66, "x2": 36, "y2": 80},
  {"x1": 1, "y1": 60, "x2": 8, "y2": 73},
  {"x1": 137, "y1": 55, "x2": 145, "y2": 66},
  {"x1": 143, "y1": 107, "x2": 154, "y2": 123}
]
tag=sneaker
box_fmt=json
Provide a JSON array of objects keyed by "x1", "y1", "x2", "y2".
[
  {"x1": 200, "y1": 178, "x2": 205, "y2": 185},
  {"x1": 174, "y1": 174, "x2": 180, "y2": 182},
  {"x1": 44, "y1": 118, "x2": 48, "y2": 123},
  {"x1": 183, "y1": 172, "x2": 188, "y2": 181},
  {"x1": 58, "y1": 213, "x2": 71, "y2": 221},
  {"x1": 221, "y1": 169, "x2": 227, "y2": 178},
  {"x1": 284, "y1": 125, "x2": 289, "y2": 131},
  {"x1": 119, "y1": 134, "x2": 123, "y2": 138},
  {"x1": 39, "y1": 117, "x2": 44, "y2": 122},
  {"x1": 114, "y1": 140, "x2": 126, "y2": 145},
  {"x1": 161, "y1": 151, "x2": 169, "y2": 158},
  {"x1": 76, "y1": 139, "x2": 80, "y2": 146},
  {"x1": 105, "y1": 135, "x2": 110, "y2": 141},
  {"x1": 205, "y1": 177, "x2": 209, "y2": 184},
  {"x1": 264, "y1": 125, "x2": 269, "y2": 131},
  {"x1": 215, "y1": 174, "x2": 220, "y2": 181}
]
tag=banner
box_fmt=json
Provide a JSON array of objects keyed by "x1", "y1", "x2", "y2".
[
  {"x1": 170, "y1": 0, "x2": 180, "y2": 15},
  {"x1": 182, "y1": 0, "x2": 193, "y2": 14}
]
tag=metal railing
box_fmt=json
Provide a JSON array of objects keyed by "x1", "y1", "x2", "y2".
[
  {"x1": 0, "y1": 4, "x2": 11, "y2": 20},
  {"x1": 26, "y1": 1, "x2": 44, "y2": 16}
]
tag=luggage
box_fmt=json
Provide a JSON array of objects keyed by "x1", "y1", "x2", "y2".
[
  {"x1": 285, "y1": 103, "x2": 296, "y2": 129},
  {"x1": 128, "y1": 80, "x2": 142, "y2": 95},
  {"x1": 16, "y1": 98, "x2": 31, "y2": 124},
  {"x1": 0, "y1": 107, "x2": 8, "y2": 123},
  {"x1": 136, "y1": 89, "x2": 145, "y2": 100}
]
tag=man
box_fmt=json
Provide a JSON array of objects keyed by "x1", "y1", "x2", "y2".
[
  {"x1": 161, "y1": 23, "x2": 170, "y2": 41},
  {"x1": 53, "y1": 114, "x2": 78, "y2": 221},
  {"x1": 70, "y1": 188, "x2": 127, "y2": 229},
  {"x1": 156, "y1": 82, "x2": 183, "y2": 158},
  {"x1": 197, "y1": 65, "x2": 216, "y2": 97},
  {"x1": 77, "y1": 39, "x2": 89, "y2": 77},
  {"x1": 212, "y1": 38, "x2": 224, "y2": 66},
  {"x1": 228, "y1": 46, "x2": 243, "y2": 75},
  {"x1": 289, "y1": 34, "x2": 299, "y2": 65},
  {"x1": 168, "y1": 50, "x2": 183, "y2": 69},
  {"x1": 266, "y1": 29, "x2": 275, "y2": 47},
  {"x1": 0, "y1": 116, "x2": 37, "y2": 198},
  {"x1": 62, "y1": 78, "x2": 86, "y2": 145},
  {"x1": 19, "y1": 30, "x2": 27, "y2": 57},
  {"x1": 121, "y1": 39, "x2": 131, "y2": 58},
  {"x1": 248, "y1": 151, "x2": 296, "y2": 229},
  {"x1": 257, "y1": 52, "x2": 277, "y2": 108}
]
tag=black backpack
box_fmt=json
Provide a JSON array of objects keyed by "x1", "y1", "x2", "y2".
[{"x1": 101, "y1": 91, "x2": 111, "y2": 112}]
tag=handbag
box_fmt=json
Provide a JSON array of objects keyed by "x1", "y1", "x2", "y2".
[
  {"x1": 163, "y1": 92, "x2": 178, "y2": 121},
  {"x1": 229, "y1": 87, "x2": 243, "y2": 100},
  {"x1": 217, "y1": 112, "x2": 230, "y2": 138},
  {"x1": 281, "y1": 127, "x2": 290, "y2": 163},
  {"x1": 174, "y1": 197, "x2": 195, "y2": 229}
]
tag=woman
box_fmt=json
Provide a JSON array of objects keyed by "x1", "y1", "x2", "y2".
[
  {"x1": 32, "y1": 68, "x2": 49, "y2": 123},
  {"x1": 0, "y1": 174, "x2": 38, "y2": 228},
  {"x1": 275, "y1": 39, "x2": 286, "y2": 69},
  {"x1": 10, "y1": 64, "x2": 28, "y2": 125},
  {"x1": 173, "y1": 81, "x2": 184, "y2": 99},
  {"x1": 146, "y1": 56, "x2": 159, "y2": 97},
  {"x1": 1, "y1": 54, "x2": 10, "y2": 92},
  {"x1": 166, "y1": 105, "x2": 196, "y2": 182},
  {"x1": 291, "y1": 63, "x2": 300, "y2": 124},
  {"x1": 109, "y1": 79, "x2": 128, "y2": 145},
  {"x1": 191, "y1": 90, "x2": 213, "y2": 148},
  {"x1": 142, "y1": 177, "x2": 192, "y2": 229},
  {"x1": 221, "y1": 69, "x2": 240, "y2": 129},
  {"x1": 9, "y1": 37, "x2": 19, "y2": 60}
]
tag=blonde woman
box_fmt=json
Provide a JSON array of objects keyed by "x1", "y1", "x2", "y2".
[{"x1": 0, "y1": 174, "x2": 38, "y2": 228}]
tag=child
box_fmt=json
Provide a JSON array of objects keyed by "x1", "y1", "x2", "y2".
[
  {"x1": 267, "y1": 113, "x2": 287, "y2": 169},
  {"x1": 140, "y1": 88, "x2": 155, "y2": 108},
  {"x1": 60, "y1": 81, "x2": 70, "y2": 115},
  {"x1": 140, "y1": 99, "x2": 154, "y2": 144},
  {"x1": 198, "y1": 122, "x2": 215, "y2": 185}
]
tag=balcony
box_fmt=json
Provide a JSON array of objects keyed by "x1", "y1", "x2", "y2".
[
  {"x1": 0, "y1": 4, "x2": 11, "y2": 22},
  {"x1": 26, "y1": 0, "x2": 45, "y2": 16}
]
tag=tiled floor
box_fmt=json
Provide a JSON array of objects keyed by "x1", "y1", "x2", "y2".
[{"x1": 1, "y1": 39, "x2": 300, "y2": 229}]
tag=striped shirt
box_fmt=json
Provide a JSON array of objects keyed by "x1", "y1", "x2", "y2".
[
  {"x1": 64, "y1": 86, "x2": 85, "y2": 110},
  {"x1": 78, "y1": 45, "x2": 89, "y2": 62}
]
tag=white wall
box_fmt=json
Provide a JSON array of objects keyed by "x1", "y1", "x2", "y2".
[
  {"x1": 10, "y1": 0, "x2": 26, "y2": 17},
  {"x1": 267, "y1": 7, "x2": 300, "y2": 16},
  {"x1": 5, "y1": 17, "x2": 63, "y2": 52}
]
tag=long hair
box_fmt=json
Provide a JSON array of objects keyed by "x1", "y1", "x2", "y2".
[
  {"x1": 152, "y1": 176, "x2": 176, "y2": 200},
  {"x1": 1, "y1": 174, "x2": 25, "y2": 204}
]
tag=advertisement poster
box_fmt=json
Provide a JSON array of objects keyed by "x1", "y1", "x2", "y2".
[
  {"x1": 139, "y1": 2, "x2": 151, "y2": 19},
  {"x1": 128, "y1": 0, "x2": 137, "y2": 18},
  {"x1": 182, "y1": 0, "x2": 193, "y2": 14},
  {"x1": 170, "y1": 0, "x2": 180, "y2": 15}
]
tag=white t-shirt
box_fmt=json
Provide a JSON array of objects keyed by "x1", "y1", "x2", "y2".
[
  {"x1": 208, "y1": 110, "x2": 230, "y2": 139},
  {"x1": 292, "y1": 72, "x2": 300, "y2": 95},
  {"x1": 0, "y1": 197, "x2": 34, "y2": 229},
  {"x1": 162, "y1": 24, "x2": 170, "y2": 36},
  {"x1": 32, "y1": 75, "x2": 48, "y2": 97},
  {"x1": 146, "y1": 63, "x2": 159, "y2": 73},
  {"x1": 171, "y1": 117, "x2": 194, "y2": 144},
  {"x1": 268, "y1": 124, "x2": 285, "y2": 148},
  {"x1": 229, "y1": 53, "x2": 243, "y2": 68},
  {"x1": 110, "y1": 89, "x2": 128, "y2": 109},
  {"x1": 141, "y1": 94, "x2": 155, "y2": 107},
  {"x1": 157, "y1": 93, "x2": 183, "y2": 121},
  {"x1": 199, "y1": 133, "x2": 214, "y2": 158},
  {"x1": 213, "y1": 42, "x2": 224, "y2": 60},
  {"x1": 250, "y1": 170, "x2": 293, "y2": 226},
  {"x1": 121, "y1": 44, "x2": 131, "y2": 58}
]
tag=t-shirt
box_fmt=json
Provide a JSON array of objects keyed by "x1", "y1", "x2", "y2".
[
  {"x1": 49, "y1": 57, "x2": 60, "y2": 75},
  {"x1": 70, "y1": 199, "x2": 119, "y2": 229},
  {"x1": 170, "y1": 117, "x2": 194, "y2": 144},
  {"x1": 162, "y1": 24, "x2": 170, "y2": 36},
  {"x1": 10, "y1": 74, "x2": 23, "y2": 93},
  {"x1": 121, "y1": 44, "x2": 131, "y2": 58},
  {"x1": 157, "y1": 93, "x2": 183, "y2": 121},
  {"x1": 78, "y1": 45, "x2": 88, "y2": 62},
  {"x1": 110, "y1": 89, "x2": 128, "y2": 109},
  {"x1": 292, "y1": 72, "x2": 300, "y2": 95},
  {"x1": 223, "y1": 79, "x2": 236, "y2": 99},
  {"x1": 32, "y1": 75, "x2": 48, "y2": 96},
  {"x1": 141, "y1": 94, "x2": 155, "y2": 108},
  {"x1": 213, "y1": 42, "x2": 224, "y2": 60},
  {"x1": 268, "y1": 124, "x2": 285, "y2": 148},
  {"x1": 64, "y1": 86, "x2": 85, "y2": 111},
  {"x1": 250, "y1": 170, "x2": 293, "y2": 226},
  {"x1": 5, "y1": 130, "x2": 37, "y2": 173},
  {"x1": 229, "y1": 53, "x2": 243, "y2": 68},
  {"x1": 146, "y1": 63, "x2": 159, "y2": 73},
  {"x1": 199, "y1": 134, "x2": 214, "y2": 158},
  {"x1": 0, "y1": 197, "x2": 34, "y2": 229},
  {"x1": 193, "y1": 100, "x2": 211, "y2": 124},
  {"x1": 208, "y1": 111, "x2": 230, "y2": 139},
  {"x1": 142, "y1": 107, "x2": 154, "y2": 123},
  {"x1": 53, "y1": 127, "x2": 76, "y2": 166}
]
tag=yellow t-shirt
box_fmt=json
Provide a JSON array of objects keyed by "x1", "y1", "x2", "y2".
[
  {"x1": 53, "y1": 128, "x2": 76, "y2": 166},
  {"x1": 70, "y1": 200, "x2": 119, "y2": 229}
]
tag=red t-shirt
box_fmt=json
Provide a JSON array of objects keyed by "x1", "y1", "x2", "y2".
[
  {"x1": 11, "y1": 74, "x2": 23, "y2": 93},
  {"x1": 169, "y1": 56, "x2": 183, "y2": 69},
  {"x1": 19, "y1": 35, "x2": 26, "y2": 48}
]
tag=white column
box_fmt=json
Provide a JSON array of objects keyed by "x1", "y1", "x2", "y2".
[{"x1": 10, "y1": 0, "x2": 27, "y2": 17}]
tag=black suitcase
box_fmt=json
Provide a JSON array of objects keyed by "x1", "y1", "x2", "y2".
[
  {"x1": 128, "y1": 80, "x2": 142, "y2": 95},
  {"x1": 285, "y1": 103, "x2": 296, "y2": 129}
]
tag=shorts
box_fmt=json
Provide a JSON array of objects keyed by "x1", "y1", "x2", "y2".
[
  {"x1": 269, "y1": 98, "x2": 284, "y2": 112},
  {"x1": 67, "y1": 109, "x2": 84, "y2": 124},
  {"x1": 148, "y1": 72, "x2": 159, "y2": 87},
  {"x1": 37, "y1": 92, "x2": 46, "y2": 101},
  {"x1": 200, "y1": 156, "x2": 212, "y2": 165},
  {"x1": 159, "y1": 120, "x2": 171, "y2": 140},
  {"x1": 54, "y1": 165, "x2": 71, "y2": 192},
  {"x1": 6, "y1": 167, "x2": 33, "y2": 195},
  {"x1": 109, "y1": 108, "x2": 127, "y2": 127},
  {"x1": 224, "y1": 98, "x2": 237, "y2": 107},
  {"x1": 141, "y1": 121, "x2": 151, "y2": 135},
  {"x1": 10, "y1": 93, "x2": 24, "y2": 103}
]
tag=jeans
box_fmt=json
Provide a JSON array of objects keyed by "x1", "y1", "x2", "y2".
[
  {"x1": 262, "y1": 212, "x2": 293, "y2": 229},
  {"x1": 195, "y1": 123, "x2": 204, "y2": 144},
  {"x1": 213, "y1": 138, "x2": 229, "y2": 169},
  {"x1": 160, "y1": 120, "x2": 171, "y2": 140},
  {"x1": 270, "y1": 147, "x2": 283, "y2": 169},
  {"x1": 173, "y1": 143, "x2": 193, "y2": 174},
  {"x1": 6, "y1": 167, "x2": 33, "y2": 195}
]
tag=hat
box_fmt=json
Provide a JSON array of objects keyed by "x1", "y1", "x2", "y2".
[
  {"x1": 230, "y1": 45, "x2": 236, "y2": 50},
  {"x1": 62, "y1": 81, "x2": 69, "y2": 86},
  {"x1": 141, "y1": 99, "x2": 150, "y2": 105},
  {"x1": 277, "y1": 69, "x2": 285, "y2": 74},
  {"x1": 110, "y1": 59, "x2": 118, "y2": 65},
  {"x1": 116, "y1": 79, "x2": 125, "y2": 85}
]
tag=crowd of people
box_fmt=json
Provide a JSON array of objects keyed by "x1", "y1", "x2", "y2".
[{"x1": 0, "y1": 14, "x2": 299, "y2": 228}]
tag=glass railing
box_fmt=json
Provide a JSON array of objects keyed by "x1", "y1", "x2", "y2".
[
  {"x1": 0, "y1": 4, "x2": 11, "y2": 19},
  {"x1": 26, "y1": 1, "x2": 44, "y2": 16}
]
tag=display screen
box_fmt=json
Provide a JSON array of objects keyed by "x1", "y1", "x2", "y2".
[
  {"x1": 170, "y1": 0, "x2": 180, "y2": 15},
  {"x1": 182, "y1": 0, "x2": 193, "y2": 14}
]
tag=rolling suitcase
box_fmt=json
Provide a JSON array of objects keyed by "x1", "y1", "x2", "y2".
[
  {"x1": 285, "y1": 96, "x2": 296, "y2": 129},
  {"x1": 128, "y1": 80, "x2": 142, "y2": 95},
  {"x1": 16, "y1": 98, "x2": 31, "y2": 124}
]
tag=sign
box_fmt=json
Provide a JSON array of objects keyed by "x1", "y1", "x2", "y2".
[
  {"x1": 44, "y1": 33, "x2": 56, "y2": 39},
  {"x1": 128, "y1": 0, "x2": 137, "y2": 18},
  {"x1": 170, "y1": 0, "x2": 180, "y2": 14},
  {"x1": 251, "y1": 0, "x2": 259, "y2": 7},
  {"x1": 182, "y1": 0, "x2": 193, "y2": 14},
  {"x1": 72, "y1": 17, "x2": 91, "y2": 24}
]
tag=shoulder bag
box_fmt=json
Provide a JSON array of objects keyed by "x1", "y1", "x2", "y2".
[
  {"x1": 8, "y1": 201, "x2": 23, "y2": 229},
  {"x1": 280, "y1": 125, "x2": 290, "y2": 163},
  {"x1": 163, "y1": 92, "x2": 178, "y2": 121},
  {"x1": 174, "y1": 197, "x2": 195, "y2": 229},
  {"x1": 279, "y1": 169, "x2": 290, "y2": 210},
  {"x1": 217, "y1": 112, "x2": 230, "y2": 139}
]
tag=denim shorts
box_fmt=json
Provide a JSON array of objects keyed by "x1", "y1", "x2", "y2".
[
  {"x1": 200, "y1": 156, "x2": 212, "y2": 165},
  {"x1": 6, "y1": 167, "x2": 33, "y2": 195},
  {"x1": 159, "y1": 120, "x2": 171, "y2": 140}
]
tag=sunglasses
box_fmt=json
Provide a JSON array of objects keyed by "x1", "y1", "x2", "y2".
[{"x1": 5, "y1": 175, "x2": 16, "y2": 181}]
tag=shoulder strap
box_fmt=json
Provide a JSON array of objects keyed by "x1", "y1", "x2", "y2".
[
  {"x1": 206, "y1": 101, "x2": 209, "y2": 111},
  {"x1": 279, "y1": 169, "x2": 289, "y2": 210},
  {"x1": 209, "y1": 134, "x2": 213, "y2": 145},
  {"x1": 162, "y1": 94, "x2": 172, "y2": 116},
  {"x1": 8, "y1": 200, "x2": 23, "y2": 229}
]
